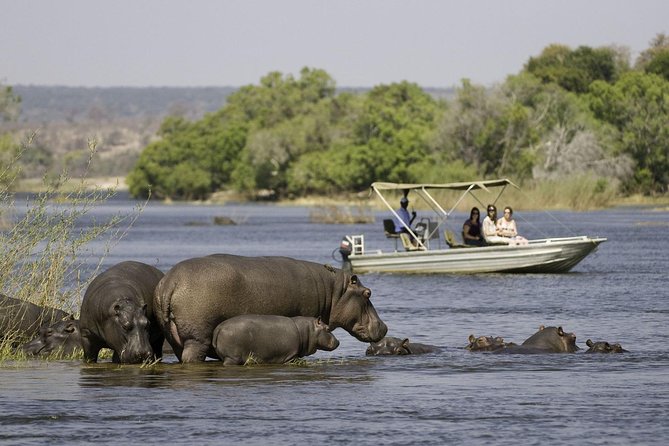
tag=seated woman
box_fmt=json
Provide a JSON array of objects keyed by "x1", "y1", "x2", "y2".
[
  {"x1": 462, "y1": 207, "x2": 485, "y2": 246},
  {"x1": 482, "y1": 204, "x2": 511, "y2": 245},
  {"x1": 496, "y1": 206, "x2": 528, "y2": 246}
]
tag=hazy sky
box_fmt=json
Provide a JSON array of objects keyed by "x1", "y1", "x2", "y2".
[{"x1": 2, "y1": 0, "x2": 667, "y2": 88}]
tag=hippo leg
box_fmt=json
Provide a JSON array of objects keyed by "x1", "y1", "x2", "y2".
[
  {"x1": 81, "y1": 330, "x2": 102, "y2": 363},
  {"x1": 181, "y1": 340, "x2": 209, "y2": 363}
]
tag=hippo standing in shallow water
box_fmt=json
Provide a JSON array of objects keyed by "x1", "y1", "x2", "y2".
[
  {"x1": 366, "y1": 336, "x2": 441, "y2": 355},
  {"x1": 0, "y1": 294, "x2": 71, "y2": 346},
  {"x1": 585, "y1": 339, "x2": 628, "y2": 353},
  {"x1": 80, "y1": 261, "x2": 164, "y2": 363},
  {"x1": 154, "y1": 254, "x2": 388, "y2": 362},
  {"x1": 213, "y1": 315, "x2": 339, "y2": 365},
  {"x1": 21, "y1": 319, "x2": 81, "y2": 357}
]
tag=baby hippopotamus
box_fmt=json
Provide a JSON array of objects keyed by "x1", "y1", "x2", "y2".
[
  {"x1": 465, "y1": 334, "x2": 513, "y2": 352},
  {"x1": 366, "y1": 336, "x2": 441, "y2": 355},
  {"x1": 212, "y1": 315, "x2": 340, "y2": 365},
  {"x1": 21, "y1": 319, "x2": 81, "y2": 357},
  {"x1": 585, "y1": 339, "x2": 628, "y2": 353}
]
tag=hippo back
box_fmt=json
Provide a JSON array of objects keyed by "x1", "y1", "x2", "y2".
[{"x1": 0, "y1": 294, "x2": 71, "y2": 344}]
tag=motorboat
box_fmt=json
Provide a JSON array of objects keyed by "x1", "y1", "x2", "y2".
[{"x1": 337, "y1": 179, "x2": 606, "y2": 274}]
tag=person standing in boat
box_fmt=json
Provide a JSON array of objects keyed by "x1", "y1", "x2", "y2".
[
  {"x1": 462, "y1": 207, "x2": 485, "y2": 246},
  {"x1": 394, "y1": 196, "x2": 417, "y2": 233},
  {"x1": 496, "y1": 206, "x2": 528, "y2": 245},
  {"x1": 482, "y1": 204, "x2": 511, "y2": 244}
]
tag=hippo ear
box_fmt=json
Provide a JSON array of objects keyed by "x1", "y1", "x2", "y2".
[
  {"x1": 468, "y1": 334, "x2": 476, "y2": 343},
  {"x1": 557, "y1": 326, "x2": 564, "y2": 336},
  {"x1": 538, "y1": 325, "x2": 545, "y2": 331},
  {"x1": 64, "y1": 322, "x2": 77, "y2": 333},
  {"x1": 586, "y1": 339, "x2": 593, "y2": 347},
  {"x1": 402, "y1": 338, "x2": 410, "y2": 347}
]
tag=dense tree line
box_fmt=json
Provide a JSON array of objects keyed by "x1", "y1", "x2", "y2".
[{"x1": 75, "y1": 36, "x2": 669, "y2": 198}]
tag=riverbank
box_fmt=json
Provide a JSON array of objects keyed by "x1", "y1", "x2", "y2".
[{"x1": 14, "y1": 176, "x2": 669, "y2": 211}]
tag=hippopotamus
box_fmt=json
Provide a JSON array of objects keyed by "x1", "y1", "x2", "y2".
[
  {"x1": 21, "y1": 319, "x2": 81, "y2": 357},
  {"x1": 80, "y1": 261, "x2": 165, "y2": 363},
  {"x1": 0, "y1": 294, "x2": 71, "y2": 346},
  {"x1": 366, "y1": 336, "x2": 441, "y2": 355},
  {"x1": 585, "y1": 339, "x2": 628, "y2": 353},
  {"x1": 465, "y1": 334, "x2": 513, "y2": 352},
  {"x1": 154, "y1": 254, "x2": 388, "y2": 362},
  {"x1": 495, "y1": 325, "x2": 579, "y2": 354},
  {"x1": 212, "y1": 315, "x2": 340, "y2": 365}
]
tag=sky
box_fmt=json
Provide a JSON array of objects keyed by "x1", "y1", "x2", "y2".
[{"x1": 2, "y1": 0, "x2": 667, "y2": 89}]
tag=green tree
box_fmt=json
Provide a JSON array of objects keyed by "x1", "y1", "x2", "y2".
[
  {"x1": 587, "y1": 71, "x2": 669, "y2": 193},
  {"x1": 526, "y1": 44, "x2": 620, "y2": 93},
  {"x1": 286, "y1": 81, "x2": 442, "y2": 194}
]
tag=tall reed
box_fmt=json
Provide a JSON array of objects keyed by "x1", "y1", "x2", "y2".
[{"x1": 0, "y1": 133, "x2": 145, "y2": 359}]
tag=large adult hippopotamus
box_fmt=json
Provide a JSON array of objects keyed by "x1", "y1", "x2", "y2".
[
  {"x1": 213, "y1": 315, "x2": 339, "y2": 365},
  {"x1": 80, "y1": 261, "x2": 164, "y2": 363},
  {"x1": 495, "y1": 325, "x2": 579, "y2": 354},
  {"x1": 366, "y1": 336, "x2": 441, "y2": 355},
  {"x1": 21, "y1": 319, "x2": 81, "y2": 357},
  {"x1": 0, "y1": 294, "x2": 71, "y2": 346},
  {"x1": 154, "y1": 254, "x2": 388, "y2": 362}
]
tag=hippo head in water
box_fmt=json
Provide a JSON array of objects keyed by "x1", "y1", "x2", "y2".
[
  {"x1": 22, "y1": 318, "x2": 81, "y2": 357},
  {"x1": 329, "y1": 274, "x2": 387, "y2": 343},
  {"x1": 366, "y1": 336, "x2": 412, "y2": 356},
  {"x1": 108, "y1": 301, "x2": 155, "y2": 363},
  {"x1": 585, "y1": 339, "x2": 628, "y2": 353},
  {"x1": 466, "y1": 334, "x2": 508, "y2": 352}
]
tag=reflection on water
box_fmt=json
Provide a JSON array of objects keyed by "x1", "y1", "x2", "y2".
[
  {"x1": 2, "y1": 201, "x2": 669, "y2": 444},
  {"x1": 78, "y1": 356, "x2": 377, "y2": 389}
]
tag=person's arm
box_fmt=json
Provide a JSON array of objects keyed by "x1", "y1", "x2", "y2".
[{"x1": 463, "y1": 222, "x2": 475, "y2": 240}]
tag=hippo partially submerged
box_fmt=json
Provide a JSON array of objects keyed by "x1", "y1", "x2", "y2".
[
  {"x1": 21, "y1": 319, "x2": 81, "y2": 357},
  {"x1": 366, "y1": 336, "x2": 441, "y2": 355},
  {"x1": 495, "y1": 325, "x2": 579, "y2": 354},
  {"x1": 466, "y1": 334, "x2": 512, "y2": 352},
  {"x1": 80, "y1": 261, "x2": 164, "y2": 363},
  {"x1": 154, "y1": 254, "x2": 387, "y2": 362},
  {"x1": 213, "y1": 315, "x2": 339, "y2": 365},
  {"x1": 0, "y1": 294, "x2": 71, "y2": 346},
  {"x1": 585, "y1": 339, "x2": 628, "y2": 353}
]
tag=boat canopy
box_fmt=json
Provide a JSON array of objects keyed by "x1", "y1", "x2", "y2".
[{"x1": 371, "y1": 178, "x2": 519, "y2": 192}]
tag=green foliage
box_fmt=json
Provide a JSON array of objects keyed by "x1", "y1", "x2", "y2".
[
  {"x1": 526, "y1": 44, "x2": 620, "y2": 93},
  {"x1": 128, "y1": 40, "x2": 667, "y2": 201},
  {"x1": 587, "y1": 71, "x2": 669, "y2": 193},
  {"x1": 0, "y1": 84, "x2": 21, "y2": 122}
]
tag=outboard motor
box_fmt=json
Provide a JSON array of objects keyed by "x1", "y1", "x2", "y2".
[{"x1": 339, "y1": 237, "x2": 352, "y2": 260}]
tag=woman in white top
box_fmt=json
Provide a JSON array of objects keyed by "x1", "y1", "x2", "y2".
[
  {"x1": 482, "y1": 204, "x2": 511, "y2": 244},
  {"x1": 496, "y1": 206, "x2": 528, "y2": 245}
]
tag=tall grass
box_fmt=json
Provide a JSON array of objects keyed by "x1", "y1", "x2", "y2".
[{"x1": 0, "y1": 133, "x2": 145, "y2": 359}]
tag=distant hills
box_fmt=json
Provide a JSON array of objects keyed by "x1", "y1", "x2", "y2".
[
  {"x1": 13, "y1": 85, "x2": 455, "y2": 123},
  {"x1": 13, "y1": 85, "x2": 238, "y2": 123}
]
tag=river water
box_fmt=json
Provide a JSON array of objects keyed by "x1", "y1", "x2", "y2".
[{"x1": 1, "y1": 198, "x2": 668, "y2": 445}]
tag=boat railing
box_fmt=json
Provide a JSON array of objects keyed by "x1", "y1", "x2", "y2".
[{"x1": 345, "y1": 235, "x2": 365, "y2": 256}]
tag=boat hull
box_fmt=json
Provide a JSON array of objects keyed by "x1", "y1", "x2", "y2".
[{"x1": 346, "y1": 237, "x2": 606, "y2": 274}]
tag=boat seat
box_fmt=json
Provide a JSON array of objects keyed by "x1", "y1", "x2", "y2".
[
  {"x1": 383, "y1": 219, "x2": 400, "y2": 251},
  {"x1": 444, "y1": 229, "x2": 472, "y2": 248},
  {"x1": 400, "y1": 233, "x2": 425, "y2": 251}
]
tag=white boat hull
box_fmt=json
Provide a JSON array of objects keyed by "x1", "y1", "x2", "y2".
[{"x1": 346, "y1": 236, "x2": 606, "y2": 274}]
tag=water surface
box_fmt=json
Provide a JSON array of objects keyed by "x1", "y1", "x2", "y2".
[{"x1": 1, "y1": 200, "x2": 668, "y2": 445}]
